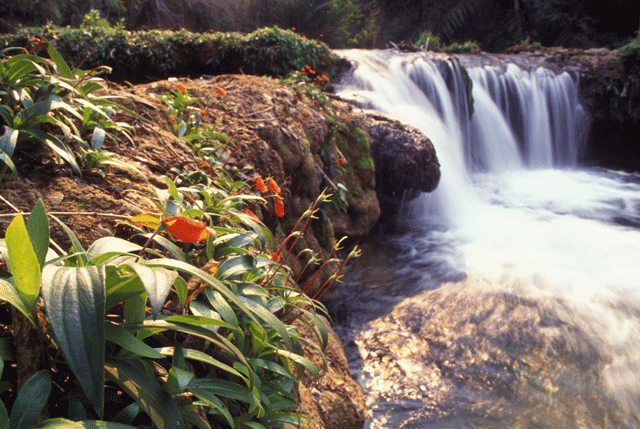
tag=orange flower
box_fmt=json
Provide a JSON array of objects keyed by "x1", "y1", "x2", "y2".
[
  {"x1": 267, "y1": 251, "x2": 281, "y2": 262},
  {"x1": 322, "y1": 74, "x2": 330, "y2": 82},
  {"x1": 255, "y1": 177, "x2": 268, "y2": 193},
  {"x1": 199, "y1": 160, "x2": 214, "y2": 175},
  {"x1": 127, "y1": 214, "x2": 211, "y2": 242},
  {"x1": 177, "y1": 83, "x2": 187, "y2": 93},
  {"x1": 274, "y1": 196, "x2": 284, "y2": 218},
  {"x1": 199, "y1": 108, "x2": 208, "y2": 116},
  {"x1": 215, "y1": 86, "x2": 227, "y2": 96},
  {"x1": 335, "y1": 158, "x2": 346, "y2": 166},
  {"x1": 268, "y1": 178, "x2": 281, "y2": 195},
  {"x1": 163, "y1": 216, "x2": 211, "y2": 243},
  {"x1": 243, "y1": 208, "x2": 259, "y2": 221}
]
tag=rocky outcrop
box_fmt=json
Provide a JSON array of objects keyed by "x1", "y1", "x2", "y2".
[
  {"x1": 296, "y1": 316, "x2": 367, "y2": 429},
  {"x1": 364, "y1": 113, "x2": 440, "y2": 222}
]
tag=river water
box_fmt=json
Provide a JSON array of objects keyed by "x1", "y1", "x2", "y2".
[{"x1": 325, "y1": 50, "x2": 640, "y2": 428}]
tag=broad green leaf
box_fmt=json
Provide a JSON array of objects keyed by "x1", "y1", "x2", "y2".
[
  {"x1": 41, "y1": 265, "x2": 106, "y2": 416},
  {"x1": 46, "y1": 41, "x2": 73, "y2": 79},
  {"x1": 5, "y1": 215, "x2": 41, "y2": 314},
  {"x1": 88, "y1": 237, "x2": 142, "y2": 257},
  {"x1": 26, "y1": 198, "x2": 50, "y2": 271},
  {"x1": 165, "y1": 367, "x2": 193, "y2": 395},
  {"x1": 33, "y1": 418, "x2": 140, "y2": 428},
  {"x1": 104, "y1": 322, "x2": 164, "y2": 359},
  {"x1": 104, "y1": 359, "x2": 186, "y2": 429},
  {"x1": 0, "y1": 278, "x2": 35, "y2": 325},
  {"x1": 9, "y1": 370, "x2": 51, "y2": 429},
  {"x1": 125, "y1": 262, "x2": 178, "y2": 319},
  {"x1": 91, "y1": 127, "x2": 106, "y2": 150}
]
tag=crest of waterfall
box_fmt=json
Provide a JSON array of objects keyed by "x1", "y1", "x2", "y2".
[{"x1": 336, "y1": 50, "x2": 589, "y2": 226}]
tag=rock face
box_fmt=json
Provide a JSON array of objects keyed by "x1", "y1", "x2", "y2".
[
  {"x1": 364, "y1": 113, "x2": 440, "y2": 223},
  {"x1": 296, "y1": 316, "x2": 367, "y2": 429}
]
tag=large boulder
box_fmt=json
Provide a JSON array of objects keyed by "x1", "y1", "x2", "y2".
[{"x1": 364, "y1": 113, "x2": 440, "y2": 222}]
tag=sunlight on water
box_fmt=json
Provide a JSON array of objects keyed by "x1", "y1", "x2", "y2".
[{"x1": 330, "y1": 50, "x2": 640, "y2": 428}]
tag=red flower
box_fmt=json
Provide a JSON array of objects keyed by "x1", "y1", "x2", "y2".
[
  {"x1": 274, "y1": 197, "x2": 284, "y2": 218},
  {"x1": 255, "y1": 177, "x2": 268, "y2": 193},
  {"x1": 268, "y1": 178, "x2": 281, "y2": 195},
  {"x1": 163, "y1": 216, "x2": 211, "y2": 243},
  {"x1": 177, "y1": 83, "x2": 187, "y2": 93},
  {"x1": 216, "y1": 86, "x2": 227, "y2": 96}
]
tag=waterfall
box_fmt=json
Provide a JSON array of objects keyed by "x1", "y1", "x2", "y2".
[
  {"x1": 330, "y1": 50, "x2": 640, "y2": 428},
  {"x1": 335, "y1": 49, "x2": 588, "y2": 226}
]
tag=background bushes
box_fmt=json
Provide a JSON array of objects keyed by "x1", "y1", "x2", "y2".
[{"x1": 0, "y1": 25, "x2": 335, "y2": 83}]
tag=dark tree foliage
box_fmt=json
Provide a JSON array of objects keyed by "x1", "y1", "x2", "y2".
[{"x1": 1, "y1": 0, "x2": 637, "y2": 51}]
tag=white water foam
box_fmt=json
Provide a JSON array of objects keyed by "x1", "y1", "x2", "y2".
[{"x1": 334, "y1": 49, "x2": 640, "y2": 427}]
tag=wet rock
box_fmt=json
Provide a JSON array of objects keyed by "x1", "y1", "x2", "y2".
[{"x1": 363, "y1": 113, "x2": 440, "y2": 222}]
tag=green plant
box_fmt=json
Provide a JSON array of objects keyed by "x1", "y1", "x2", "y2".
[
  {"x1": 0, "y1": 40, "x2": 136, "y2": 181},
  {"x1": 0, "y1": 184, "x2": 333, "y2": 427}
]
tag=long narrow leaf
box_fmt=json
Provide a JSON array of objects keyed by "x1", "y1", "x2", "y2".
[
  {"x1": 104, "y1": 322, "x2": 164, "y2": 359},
  {"x1": 46, "y1": 41, "x2": 74, "y2": 79},
  {"x1": 154, "y1": 347, "x2": 247, "y2": 382},
  {"x1": 104, "y1": 359, "x2": 186, "y2": 429},
  {"x1": 26, "y1": 198, "x2": 50, "y2": 270},
  {"x1": 0, "y1": 279, "x2": 35, "y2": 325},
  {"x1": 41, "y1": 265, "x2": 106, "y2": 417},
  {"x1": 33, "y1": 418, "x2": 140, "y2": 428},
  {"x1": 9, "y1": 370, "x2": 51, "y2": 429},
  {"x1": 141, "y1": 259, "x2": 259, "y2": 326}
]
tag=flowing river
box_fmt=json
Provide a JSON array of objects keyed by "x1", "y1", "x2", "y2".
[{"x1": 325, "y1": 50, "x2": 640, "y2": 428}]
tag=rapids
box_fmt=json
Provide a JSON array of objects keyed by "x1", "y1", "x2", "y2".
[{"x1": 325, "y1": 50, "x2": 640, "y2": 428}]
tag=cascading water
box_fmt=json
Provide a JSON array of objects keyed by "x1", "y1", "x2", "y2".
[{"x1": 326, "y1": 50, "x2": 640, "y2": 428}]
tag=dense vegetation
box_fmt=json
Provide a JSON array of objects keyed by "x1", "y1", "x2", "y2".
[
  {"x1": 2, "y1": 0, "x2": 638, "y2": 51},
  {"x1": 0, "y1": 41, "x2": 356, "y2": 428}
]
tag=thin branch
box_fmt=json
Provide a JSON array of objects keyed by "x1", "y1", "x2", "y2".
[{"x1": 0, "y1": 211, "x2": 132, "y2": 219}]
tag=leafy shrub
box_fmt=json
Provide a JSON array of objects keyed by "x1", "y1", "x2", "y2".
[
  {"x1": 0, "y1": 50, "x2": 355, "y2": 427},
  {"x1": 0, "y1": 26, "x2": 335, "y2": 83},
  {"x1": 413, "y1": 31, "x2": 480, "y2": 53},
  {"x1": 0, "y1": 41, "x2": 135, "y2": 181}
]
